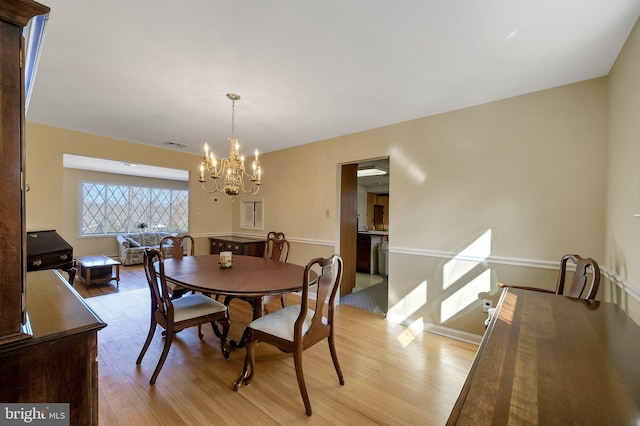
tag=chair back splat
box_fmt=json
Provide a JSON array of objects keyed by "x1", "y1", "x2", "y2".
[
  {"x1": 233, "y1": 254, "x2": 345, "y2": 416},
  {"x1": 159, "y1": 235, "x2": 195, "y2": 298},
  {"x1": 262, "y1": 232, "x2": 291, "y2": 311},
  {"x1": 497, "y1": 254, "x2": 601, "y2": 301},
  {"x1": 160, "y1": 234, "x2": 194, "y2": 260},
  {"x1": 264, "y1": 232, "x2": 289, "y2": 263},
  {"x1": 557, "y1": 254, "x2": 600, "y2": 300}
]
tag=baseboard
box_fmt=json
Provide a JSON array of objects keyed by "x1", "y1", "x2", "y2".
[
  {"x1": 386, "y1": 312, "x2": 482, "y2": 345},
  {"x1": 423, "y1": 324, "x2": 482, "y2": 345}
]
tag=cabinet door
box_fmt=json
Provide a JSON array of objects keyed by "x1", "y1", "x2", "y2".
[
  {"x1": 0, "y1": 19, "x2": 25, "y2": 343},
  {"x1": 0, "y1": 0, "x2": 51, "y2": 344},
  {"x1": 243, "y1": 241, "x2": 265, "y2": 258}
]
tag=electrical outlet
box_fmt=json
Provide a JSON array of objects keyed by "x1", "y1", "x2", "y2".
[{"x1": 482, "y1": 299, "x2": 493, "y2": 313}]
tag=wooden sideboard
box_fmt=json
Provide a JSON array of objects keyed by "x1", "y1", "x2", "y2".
[
  {"x1": 209, "y1": 236, "x2": 265, "y2": 257},
  {"x1": 0, "y1": 270, "x2": 107, "y2": 425},
  {"x1": 0, "y1": 0, "x2": 50, "y2": 347},
  {"x1": 447, "y1": 287, "x2": 640, "y2": 425},
  {"x1": 0, "y1": 2, "x2": 108, "y2": 425}
]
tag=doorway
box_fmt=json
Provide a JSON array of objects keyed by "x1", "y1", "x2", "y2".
[{"x1": 339, "y1": 157, "x2": 389, "y2": 315}]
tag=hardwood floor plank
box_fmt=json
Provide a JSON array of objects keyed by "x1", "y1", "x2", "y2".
[{"x1": 79, "y1": 265, "x2": 477, "y2": 425}]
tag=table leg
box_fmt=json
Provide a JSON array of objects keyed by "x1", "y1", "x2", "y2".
[
  {"x1": 66, "y1": 266, "x2": 76, "y2": 287},
  {"x1": 230, "y1": 297, "x2": 264, "y2": 349},
  {"x1": 251, "y1": 297, "x2": 264, "y2": 321},
  {"x1": 115, "y1": 264, "x2": 120, "y2": 287}
]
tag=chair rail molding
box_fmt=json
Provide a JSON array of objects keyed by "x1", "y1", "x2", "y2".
[
  {"x1": 603, "y1": 269, "x2": 640, "y2": 303},
  {"x1": 393, "y1": 246, "x2": 559, "y2": 270},
  {"x1": 394, "y1": 246, "x2": 640, "y2": 304}
]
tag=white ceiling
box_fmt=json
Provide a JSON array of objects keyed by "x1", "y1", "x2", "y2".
[{"x1": 27, "y1": 1, "x2": 640, "y2": 157}]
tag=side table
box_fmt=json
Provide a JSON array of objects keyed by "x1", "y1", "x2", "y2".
[{"x1": 77, "y1": 255, "x2": 121, "y2": 287}]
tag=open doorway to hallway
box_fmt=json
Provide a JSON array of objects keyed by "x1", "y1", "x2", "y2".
[{"x1": 339, "y1": 157, "x2": 389, "y2": 315}]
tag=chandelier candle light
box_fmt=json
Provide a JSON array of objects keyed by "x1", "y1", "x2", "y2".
[{"x1": 198, "y1": 93, "x2": 262, "y2": 197}]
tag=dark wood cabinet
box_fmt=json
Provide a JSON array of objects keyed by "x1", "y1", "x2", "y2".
[
  {"x1": 0, "y1": 2, "x2": 107, "y2": 424},
  {"x1": 356, "y1": 233, "x2": 384, "y2": 274},
  {"x1": 0, "y1": 0, "x2": 49, "y2": 347},
  {"x1": 366, "y1": 193, "x2": 389, "y2": 231},
  {"x1": 209, "y1": 236, "x2": 265, "y2": 257},
  {"x1": 0, "y1": 270, "x2": 106, "y2": 425},
  {"x1": 27, "y1": 230, "x2": 75, "y2": 284}
]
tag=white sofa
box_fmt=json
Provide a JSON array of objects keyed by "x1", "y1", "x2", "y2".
[{"x1": 116, "y1": 232, "x2": 178, "y2": 265}]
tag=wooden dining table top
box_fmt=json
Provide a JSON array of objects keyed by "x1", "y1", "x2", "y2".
[
  {"x1": 161, "y1": 254, "x2": 310, "y2": 297},
  {"x1": 448, "y1": 287, "x2": 640, "y2": 425}
]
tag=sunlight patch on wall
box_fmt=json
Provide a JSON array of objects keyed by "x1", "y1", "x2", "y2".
[
  {"x1": 397, "y1": 317, "x2": 425, "y2": 348},
  {"x1": 387, "y1": 280, "x2": 427, "y2": 324},
  {"x1": 441, "y1": 269, "x2": 492, "y2": 323},
  {"x1": 389, "y1": 146, "x2": 427, "y2": 183},
  {"x1": 443, "y1": 229, "x2": 492, "y2": 290}
]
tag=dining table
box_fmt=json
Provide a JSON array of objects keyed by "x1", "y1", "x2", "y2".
[
  {"x1": 447, "y1": 287, "x2": 640, "y2": 425},
  {"x1": 161, "y1": 254, "x2": 313, "y2": 347}
]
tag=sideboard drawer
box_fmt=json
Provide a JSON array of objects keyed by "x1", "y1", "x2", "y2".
[
  {"x1": 209, "y1": 236, "x2": 265, "y2": 258},
  {"x1": 30, "y1": 252, "x2": 73, "y2": 270},
  {"x1": 225, "y1": 242, "x2": 243, "y2": 255}
]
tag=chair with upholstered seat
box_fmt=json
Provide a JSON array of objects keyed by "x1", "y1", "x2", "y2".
[
  {"x1": 262, "y1": 233, "x2": 291, "y2": 312},
  {"x1": 233, "y1": 254, "x2": 345, "y2": 416},
  {"x1": 498, "y1": 254, "x2": 601, "y2": 300},
  {"x1": 159, "y1": 235, "x2": 194, "y2": 299},
  {"x1": 136, "y1": 248, "x2": 230, "y2": 385}
]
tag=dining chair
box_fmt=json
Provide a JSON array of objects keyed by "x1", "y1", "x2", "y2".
[
  {"x1": 498, "y1": 254, "x2": 600, "y2": 300},
  {"x1": 264, "y1": 232, "x2": 289, "y2": 261},
  {"x1": 160, "y1": 234, "x2": 194, "y2": 258},
  {"x1": 233, "y1": 254, "x2": 345, "y2": 416},
  {"x1": 159, "y1": 235, "x2": 194, "y2": 299},
  {"x1": 136, "y1": 248, "x2": 230, "y2": 385},
  {"x1": 262, "y1": 233, "x2": 291, "y2": 312},
  {"x1": 266, "y1": 230, "x2": 286, "y2": 242},
  {"x1": 223, "y1": 232, "x2": 291, "y2": 313}
]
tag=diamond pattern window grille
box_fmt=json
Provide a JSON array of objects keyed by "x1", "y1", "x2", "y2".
[
  {"x1": 106, "y1": 185, "x2": 128, "y2": 233},
  {"x1": 172, "y1": 191, "x2": 189, "y2": 231},
  {"x1": 130, "y1": 186, "x2": 151, "y2": 230},
  {"x1": 82, "y1": 183, "x2": 106, "y2": 234},
  {"x1": 150, "y1": 189, "x2": 171, "y2": 231},
  {"x1": 81, "y1": 182, "x2": 189, "y2": 235}
]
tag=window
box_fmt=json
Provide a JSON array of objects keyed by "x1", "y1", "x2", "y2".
[
  {"x1": 81, "y1": 182, "x2": 188, "y2": 235},
  {"x1": 240, "y1": 198, "x2": 264, "y2": 231}
]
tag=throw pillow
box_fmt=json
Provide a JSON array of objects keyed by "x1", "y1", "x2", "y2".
[{"x1": 126, "y1": 237, "x2": 141, "y2": 247}]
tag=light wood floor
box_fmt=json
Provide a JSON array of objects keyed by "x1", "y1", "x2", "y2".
[{"x1": 78, "y1": 265, "x2": 477, "y2": 425}]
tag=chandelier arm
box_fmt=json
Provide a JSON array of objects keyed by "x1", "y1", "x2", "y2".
[
  {"x1": 239, "y1": 175, "x2": 261, "y2": 195},
  {"x1": 200, "y1": 178, "x2": 226, "y2": 194}
]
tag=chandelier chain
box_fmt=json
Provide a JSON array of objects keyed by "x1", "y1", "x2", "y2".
[{"x1": 230, "y1": 97, "x2": 235, "y2": 139}]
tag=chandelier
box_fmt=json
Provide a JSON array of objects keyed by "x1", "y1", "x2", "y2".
[{"x1": 198, "y1": 93, "x2": 262, "y2": 197}]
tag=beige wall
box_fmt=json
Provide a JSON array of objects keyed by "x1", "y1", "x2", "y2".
[
  {"x1": 25, "y1": 123, "x2": 234, "y2": 257},
  {"x1": 232, "y1": 78, "x2": 608, "y2": 337},
  {"x1": 607, "y1": 17, "x2": 640, "y2": 324},
  {"x1": 27, "y1": 49, "x2": 633, "y2": 338}
]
